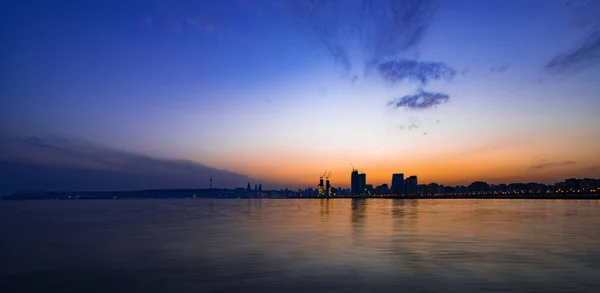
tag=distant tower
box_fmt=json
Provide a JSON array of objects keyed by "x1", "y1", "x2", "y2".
[
  {"x1": 405, "y1": 176, "x2": 418, "y2": 195},
  {"x1": 247, "y1": 182, "x2": 251, "y2": 191},
  {"x1": 254, "y1": 184, "x2": 258, "y2": 192},
  {"x1": 351, "y1": 168, "x2": 367, "y2": 196},
  {"x1": 351, "y1": 169, "x2": 359, "y2": 195},
  {"x1": 359, "y1": 173, "x2": 366, "y2": 195},
  {"x1": 391, "y1": 173, "x2": 404, "y2": 195},
  {"x1": 325, "y1": 172, "x2": 332, "y2": 197},
  {"x1": 258, "y1": 184, "x2": 262, "y2": 192},
  {"x1": 210, "y1": 177, "x2": 213, "y2": 189},
  {"x1": 318, "y1": 171, "x2": 326, "y2": 196}
]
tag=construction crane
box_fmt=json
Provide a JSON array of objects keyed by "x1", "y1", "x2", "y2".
[{"x1": 325, "y1": 172, "x2": 332, "y2": 180}]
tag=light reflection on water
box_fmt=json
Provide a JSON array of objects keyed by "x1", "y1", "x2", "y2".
[{"x1": 1, "y1": 199, "x2": 599, "y2": 292}]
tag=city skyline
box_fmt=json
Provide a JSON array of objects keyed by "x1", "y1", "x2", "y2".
[{"x1": 1, "y1": 0, "x2": 600, "y2": 193}]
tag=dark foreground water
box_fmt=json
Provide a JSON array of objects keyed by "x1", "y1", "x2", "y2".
[{"x1": 1, "y1": 199, "x2": 599, "y2": 293}]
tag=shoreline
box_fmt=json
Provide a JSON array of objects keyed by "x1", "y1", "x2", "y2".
[{"x1": 3, "y1": 194, "x2": 600, "y2": 200}]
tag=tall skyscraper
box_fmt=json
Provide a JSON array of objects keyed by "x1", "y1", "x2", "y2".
[
  {"x1": 391, "y1": 173, "x2": 405, "y2": 195},
  {"x1": 359, "y1": 173, "x2": 366, "y2": 195},
  {"x1": 351, "y1": 170, "x2": 360, "y2": 195},
  {"x1": 405, "y1": 176, "x2": 418, "y2": 195},
  {"x1": 351, "y1": 169, "x2": 367, "y2": 195},
  {"x1": 318, "y1": 176, "x2": 325, "y2": 196}
]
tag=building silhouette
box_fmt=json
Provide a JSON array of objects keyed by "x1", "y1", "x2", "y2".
[
  {"x1": 318, "y1": 175, "x2": 325, "y2": 196},
  {"x1": 351, "y1": 170, "x2": 359, "y2": 195},
  {"x1": 351, "y1": 169, "x2": 367, "y2": 195},
  {"x1": 391, "y1": 173, "x2": 405, "y2": 195},
  {"x1": 427, "y1": 183, "x2": 441, "y2": 194},
  {"x1": 359, "y1": 174, "x2": 366, "y2": 195},
  {"x1": 376, "y1": 184, "x2": 389, "y2": 194},
  {"x1": 468, "y1": 181, "x2": 490, "y2": 192},
  {"x1": 405, "y1": 176, "x2": 418, "y2": 195},
  {"x1": 417, "y1": 184, "x2": 427, "y2": 195},
  {"x1": 565, "y1": 178, "x2": 578, "y2": 191}
]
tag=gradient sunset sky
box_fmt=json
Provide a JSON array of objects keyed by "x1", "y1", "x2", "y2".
[{"x1": 1, "y1": 0, "x2": 599, "y2": 191}]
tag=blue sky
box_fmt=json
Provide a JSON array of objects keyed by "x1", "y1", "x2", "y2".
[{"x1": 1, "y1": 0, "x2": 599, "y2": 191}]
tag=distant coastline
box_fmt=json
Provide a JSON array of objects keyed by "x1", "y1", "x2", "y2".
[{"x1": 3, "y1": 189, "x2": 599, "y2": 200}]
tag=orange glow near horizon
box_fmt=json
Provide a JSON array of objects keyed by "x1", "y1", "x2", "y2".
[{"x1": 197, "y1": 135, "x2": 600, "y2": 187}]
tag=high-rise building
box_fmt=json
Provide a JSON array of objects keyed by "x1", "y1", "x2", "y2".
[
  {"x1": 405, "y1": 176, "x2": 418, "y2": 195},
  {"x1": 391, "y1": 173, "x2": 405, "y2": 195},
  {"x1": 359, "y1": 173, "x2": 366, "y2": 195},
  {"x1": 351, "y1": 169, "x2": 367, "y2": 195},
  {"x1": 318, "y1": 176, "x2": 324, "y2": 196},
  {"x1": 246, "y1": 182, "x2": 251, "y2": 191},
  {"x1": 351, "y1": 170, "x2": 360, "y2": 195}
]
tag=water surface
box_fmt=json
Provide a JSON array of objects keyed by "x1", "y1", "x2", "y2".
[{"x1": 1, "y1": 199, "x2": 599, "y2": 292}]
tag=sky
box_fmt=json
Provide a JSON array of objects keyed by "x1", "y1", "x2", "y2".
[{"x1": 1, "y1": 0, "x2": 600, "y2": 192}]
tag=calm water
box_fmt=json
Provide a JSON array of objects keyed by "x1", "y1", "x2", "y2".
[{"x1": 1, "y1": 199, "x2": 599, "y2": 293}]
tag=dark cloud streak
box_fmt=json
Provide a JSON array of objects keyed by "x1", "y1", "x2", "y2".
[
  {"x1": 388, "y1": 89, "x2": 449, "y2": 110},
  {"x1": 287, "y1": 0, "x2": 442, "y2": 76},
  {"x1": 379, "y1": 59, "x2": 456, "y2": 85},
  {"x1": 0, "y1": 136, "x2": 254, "y2": 194},
  {"x1": 545, "y1": 0, "x2": 600, "y2": 72},
  {"x1": 368, "y1": 0, "x2": 437, "y2": 62},
  {"x1": 546, "y1": 29, "x2": 600, "y2": 72},
  {"x1": 530, "y1": 160, "x2": 577, "y2": 170}
]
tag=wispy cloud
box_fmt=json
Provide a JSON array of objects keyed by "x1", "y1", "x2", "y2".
[
  {"x1": 489, "y1": 64, "x2": 510, "y2": 73},
  {"x1": 379, "y1": 60, "x2": 456, "y2": 86},
  {"x1": 398, "y1": 124, "x2": 420, "y2": 130},
  {"x1": 288, "y1": 0, "x2": 440, "y2": 77},
  {"x1": 398, "y1": 117, "x2": 420, "y2": 130},
  {"x1": 545, "y1": 30, "x2": 600, "y2": 72},
  {"x1": 285, "y1": 0, "x2": 456, "y2": 111},
  {"x1": 530, "y1": 160, "x2": 577, "y2": 170},
  {"x1": 388, "y1": 89, "x2": 450, "y2": 110},
  {"x1": 408, "y1": 117, "x2": 420, "y2": 130},
  {"x1": 0, "y1": 136, "x2": 254, "y2": 193},
  {"x1": 545, "y1": 0, "x2": 600, "y2": 72},
  {"x1": 368, "y1": 0, "x2": 438, "y2": 62}
]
